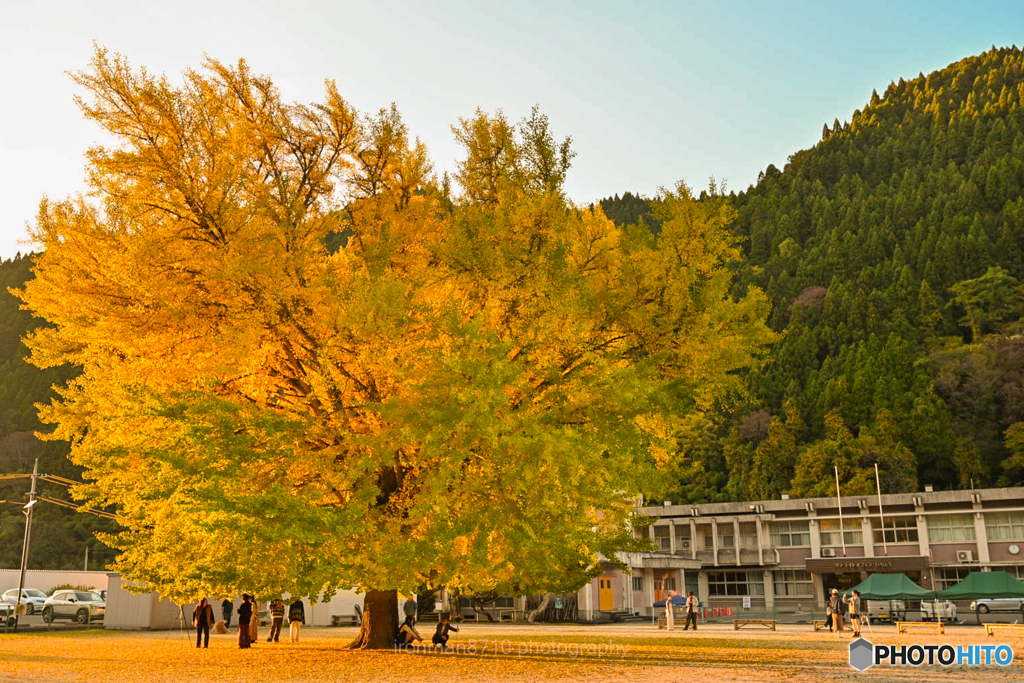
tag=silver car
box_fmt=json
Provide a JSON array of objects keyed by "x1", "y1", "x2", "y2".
[
  {"x1": 1, "y1": 588, "x2": 48, "y2": 615},
  {"x1": 0, "y1": 602, "x2": 14, "y2": 627},
  {"x1": 970, "y1": 598, "x2": 1024, "y2": 614},
  {"x1": 41, "y1": 590, "x2": 106, "y2": 624},
  {"x1": 921, "y1": 599, "x2": 957, "y2": 620}
]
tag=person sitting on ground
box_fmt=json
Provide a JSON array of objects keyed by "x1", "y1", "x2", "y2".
[
  {"x1": 395, "y1": 614, "x2": 423, "y2": 647},
  {"x1": 432, "y1": 612, "x2": 459, "y2": 649}
]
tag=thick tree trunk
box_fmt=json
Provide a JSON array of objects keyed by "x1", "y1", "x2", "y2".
[
  {"x1": 525, "y1": 592, "x2": 553, "y2": 623},
  {"x1": 347, "y1": 589, "x2": 398, "y2": 649}
]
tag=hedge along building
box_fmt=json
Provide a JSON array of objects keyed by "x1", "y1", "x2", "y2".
[{"x1": 578, "y1": 486, "x2": 1024, "y2": 618}]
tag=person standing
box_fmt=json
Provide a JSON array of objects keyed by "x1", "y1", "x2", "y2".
[
  {"x1": 829, "y1": 589, "x2": 844, "y2": 635},
  {"x1": 403, "y1": 597, "x2": 418, "y2": 624},
  {"x1": 267, "y1": 599, "x2": 285, "y2": 643},
  {"x1": 683, "y1": 591, "x2": 699, "y2": 631},
  {"x1": 249, "y1": 597, "x2": 260, "y2": 645},
  {"x1": 664, "y1": 589, "x2": 676, "y2": 631},
  {"x1": 221, "y1": 597, "x2": 234, "y2": 628},
  {"x1": 844, "y1": 590, "x2": 861, "y2": 637},
  {"x1": 288, "y1": 598, "x2": 305, "y2": 642},
  {"x1": 237, "y1": 594, "x2": 253, "y2": 649},
  {"x1": 192, "y1": 598, "x2": 215, "y2": 649}
]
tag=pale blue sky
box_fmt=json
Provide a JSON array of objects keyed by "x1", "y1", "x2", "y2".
[{"x1": 1, "y1": 0, "x2": 1021, "y2": 257}]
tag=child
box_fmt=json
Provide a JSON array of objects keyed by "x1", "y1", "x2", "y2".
[
  {"x1": 432, "y1": 613, "x2": 460, "y2": 649},
  {"x1": 395, "y1": 614, "x2": 423, "y2": 647}
]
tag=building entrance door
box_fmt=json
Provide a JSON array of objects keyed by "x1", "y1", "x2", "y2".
[{"x1": 599, "y1": 577, "x2": 614, "y2": 611}]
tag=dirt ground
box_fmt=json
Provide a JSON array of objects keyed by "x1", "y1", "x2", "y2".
[{"x1": 1, "y1": 621, "x2": 1022, "y2": 682}]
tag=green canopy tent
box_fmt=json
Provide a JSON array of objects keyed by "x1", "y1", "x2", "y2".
[
  {"x1": 937, "y1": 571, "x2": 1024, "y2": 600},
  {"x1": 848, "y1": 573, "x2": 936, "y2": 600}
]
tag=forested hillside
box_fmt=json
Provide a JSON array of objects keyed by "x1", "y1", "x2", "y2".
[
  {"x1": 0, "y1": 254, "x2": 114, "y2": 569},
  {"x1": 606, "y1": 47, "x2": 1024, "y2": 503}
]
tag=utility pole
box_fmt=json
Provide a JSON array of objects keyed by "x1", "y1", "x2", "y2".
[
  {"x1": 84, "y1": 546, "x2": 89, "y2": 572},
  {"x1": 14, "y1": 459, "x2": 38, "y2": 632}
]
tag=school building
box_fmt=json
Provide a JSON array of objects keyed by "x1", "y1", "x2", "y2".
[{"x1": 576, "y1": 485, "x2": 1024, "y2": 619}]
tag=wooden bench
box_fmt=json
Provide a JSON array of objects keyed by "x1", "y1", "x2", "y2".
[
  {"x1": 331, "y1": 614, "x2": 360, "y2": 626},
  {"x1": 734, "y1": 619, "x2": 776, "y2": 630},
  {"x1": 985, "y1": 624, "x2": 1024, "y2": 637},
  {"x1": 896, "y1": 621, "x2": 944, "y2": 635}
]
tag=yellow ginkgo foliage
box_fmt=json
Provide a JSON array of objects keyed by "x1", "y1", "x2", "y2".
[{"x1": 17, "y1": 47, "x2": 775, "y2": 648}]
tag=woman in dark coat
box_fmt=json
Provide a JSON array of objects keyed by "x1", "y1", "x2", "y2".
[{"x1": 237, "y1": 594, "x2": 253, "y2": 649}]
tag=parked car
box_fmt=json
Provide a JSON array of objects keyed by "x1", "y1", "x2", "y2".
[
  {"x1": 1, "y1": 588, "x2": 49, "y2": 615},
  {"x1": 970, "y1": 598, "x2": 1024, "y2": 614},
  {"x1": 866, "y1": 599, "x2": 905, "y2": 623},
  {"x1": 41, "y1": 590, "x2": 106, "y2": 624},
  {"x1": 921, "y1": 600, "x2": 957, "y2": 620}
]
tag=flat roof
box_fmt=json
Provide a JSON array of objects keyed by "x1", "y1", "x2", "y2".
[{"x1": 638, "y1": 486, "x2": 1024, "y2": 520}]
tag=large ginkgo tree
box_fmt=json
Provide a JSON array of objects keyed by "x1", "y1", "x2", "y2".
[{"x1": 17, "y1": 48, "x2": 775, "y2": 647}]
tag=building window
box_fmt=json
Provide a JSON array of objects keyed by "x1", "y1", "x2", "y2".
[
  {"x1": 707, "y1": 571, "x2": 765, "y2": 597},
  {"x1": 819, "y1": 519, "x2": 864, "y2": 546},
  {"x1": 719, "y1": 527, "x2": 735, "y2": 548},
  {"x1": 739, "y1": 522, "x2": 759, "y2": 549},
  {"x1": 872, "y1": 517, "x2": 919, "y2": 544},
  {"x1": 926, "y1": 514, "x2": 976, "y2": 542},
  {"x1": 675, "y1": 525, "x2": 692, "y2": 551},
  {"x1": 632, "y1": 576, "x2": 643, "y2": 593},
  {"x1": 769, "y1": 520, "x2": 811, "y2": 547},
  {"x1": 460, "y1": 596, "x2": 514, "y2": 608},
  {"x1": 653, "y1": 526, "x2": 672, "y2": 551},
  {"x1": 935, "y1": 568, "x2": 971, "y2": 590},
  {"x1": 986, "y1": 512, "x2": 1024, "y2": 541},
  {"x1": 663, "y1": 576, "x2": 677, "y2": 592},
  {"x1": 773, "y1": 570, "x2": 813, "y2": 597}
]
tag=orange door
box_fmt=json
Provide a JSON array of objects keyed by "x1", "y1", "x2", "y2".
[
  {"x1": 599, "y1": 577, "x2": 614, "y2": 611},
  {"x1": 653, "y1": 577, "x2": 664, "y2": 604}
]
